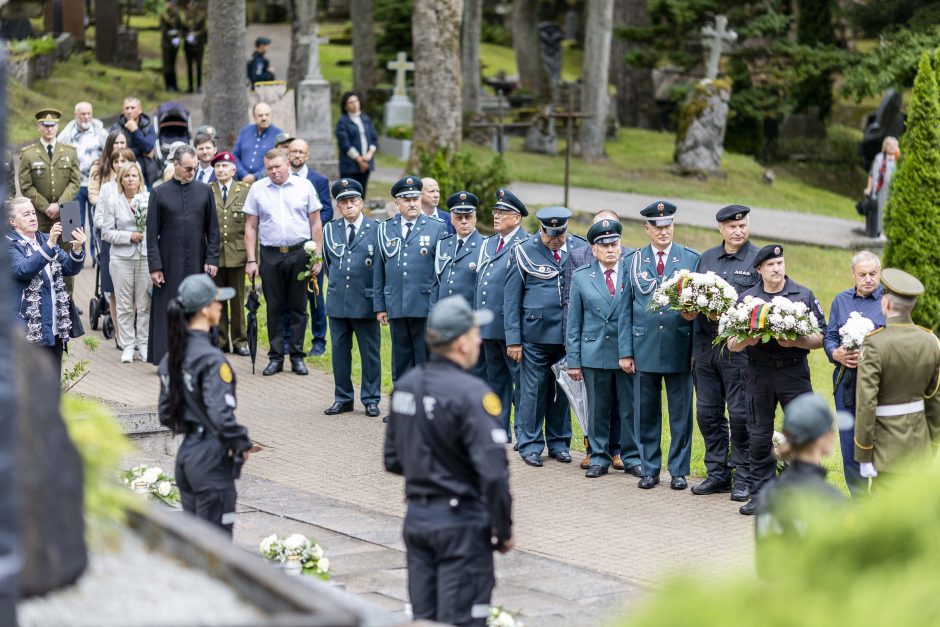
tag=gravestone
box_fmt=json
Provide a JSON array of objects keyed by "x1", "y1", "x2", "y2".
[
  {"x1": 700, "y1": 15, "x2": 736, "y2": 80},
  {"x1": 858, "y1": 89, "x2": 905, "y2": 171},
  {"x1": 538, "y1": 21, "x2": 564, "y2": 98},
  {"x1": 383, "y1": 51, "x2": 414, "y2": 129},
  {"x1": 524, "y1": 105, "x2": 558, "y2": 155},
  {"x1": 296, "y1": 26, "x2": 336, "y2": 170}
]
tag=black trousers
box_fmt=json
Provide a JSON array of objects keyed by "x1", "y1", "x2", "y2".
[
  {"x1": 483, "y1": 338, "x2": 520, "y2": 442},
  {"x1": 341, "y1": 170, "x2": 371, "y2": 197},
  {"x1": 389, "y1": 317, "x2": 427, "y2": 383},
  {"x1": 176, "y1": 434, "x2": 237, "y2": 535},
  {"x1": 185, "y1": 44, "x2": 203, "y2": 91},
  {"x1": 329, "y1": 316, "x2": 382, "y2": 405},
  {"x1": 693, "y1": 348, "x2": 750, "y2": 485},
  {"x1": 45, "y1": 336, "x2": 65, "y2": 379},
  {"x1": 744, "y1": 358, "x2": 813, "y2": 495},
  {"x1": 162, "y1": 44, "x2": 179, "y2": 90},
  {"x1": 260, "y1": 246, "x2": 309, "y2": 360},
  {"x1": 404, "y1": 503, "x2": 495, "y2": 627}
]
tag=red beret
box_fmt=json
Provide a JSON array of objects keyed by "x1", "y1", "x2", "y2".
[{"x1": 211, "y1": 151, "x2": 235, "y2": 166}]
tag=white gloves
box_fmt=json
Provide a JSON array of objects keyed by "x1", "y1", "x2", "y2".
[
  {"x1": 170, "y1": 37, "x2": 180, "y2": 47},
  {"x1": 860, "y1": 462, "x2": 878, "y2": 478}
]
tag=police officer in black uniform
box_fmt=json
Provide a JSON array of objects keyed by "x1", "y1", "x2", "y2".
[
  {"x1": 690, "y1": 205, "x2": 760, "y2": 500},
  {"x1": 384, "y1": 295, "x2": 514, "y2": 626},
  {"x1": 158, "y1": 274, "x2": 253, "y2": 535},
  {"x1": 728, "y1": 244, "x2": 826, "y2": 515}
]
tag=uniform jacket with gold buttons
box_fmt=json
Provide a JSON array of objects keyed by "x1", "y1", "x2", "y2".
[
  {"x1": 210, "y1": 180, "x2": 250, "y2": 268},
  {"x1": 17, "y1": 142, "x2": 81, "y2": 229}
]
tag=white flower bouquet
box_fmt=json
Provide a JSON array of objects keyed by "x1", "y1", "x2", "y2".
[
  {"x1": 130, "y1": 191, "x2": 150, "y2": 233},
  {"x1": 488, "y1": 606, "x2": 524, "y2": 627},
  {"x1": 650, "y1": 270, "x2": 738, "y2": 316},
  {"x1": 838, "y1": 311, "x2": 875, "y2": 351},
  {"x1": 121, "y1": 465, "x2": 181, "y2": 507},
  {"x1": 259, "y1": 533, "x2": 331, "y2": 580},
  {"x1": 716, "y1": 295, "x2": 821, "y2": 345}
]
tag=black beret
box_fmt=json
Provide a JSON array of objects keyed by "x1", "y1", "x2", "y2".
[
  {"x1": 716, "y1": 204, "x2": 751, "y2": 222},
  {"x1": 754, "y1": 244, "x2": 784, "y2": 268}
]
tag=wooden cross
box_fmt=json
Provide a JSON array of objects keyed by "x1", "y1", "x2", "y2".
[
  {"x1": 550, "y1": 90, "x2": 590, "y2": 208},
  {"x1": 700, "y1": 15, "x2": 737, "y2": 80},
  {"x1": 300, "y1": 26, "x2": 330, "y2": 80},
  {"x1": 387, "y1": 52, "x2": 415, "y2": 99}
]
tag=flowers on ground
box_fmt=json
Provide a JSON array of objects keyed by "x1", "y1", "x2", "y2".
[
  {"x1": 259, "y1": 533, "x2": 331, "y2": 579},
  {"x1": 121, "y1": 465, "x2": 181, "y2": 507},
  {"x1": 488, "y1": 606, "x2": 524, "y2": 627}
]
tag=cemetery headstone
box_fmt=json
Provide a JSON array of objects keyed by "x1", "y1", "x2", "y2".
[
  {"x1": 859, "y1": 89, "x2": 905, "y2": 171},
  {"x1": 538, "y1": 21, "x2": 564, "y2": 98},
  {"x1": 383, "y1": 51, "x2": 415, "y2": 129},
  {"x1": 297, "y1": 26, "x2": 336, "y2": 170}
]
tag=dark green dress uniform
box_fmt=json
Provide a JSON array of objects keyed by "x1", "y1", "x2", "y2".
[
  {"x1": 209, "y1": 152, "x2": 250, "y2": 353},
  {"x1": 159, "y1": 3, "x2": 184, "y2": 91},
  {"x1": 18, "y1": 110, "x2": 82, "y2": 234},
  {"x1": 855, "y1": 268, "x2": 940, "y2": 482},
  {"x1": 182, "y1": 4, "x2": 207, "y2": 93}
]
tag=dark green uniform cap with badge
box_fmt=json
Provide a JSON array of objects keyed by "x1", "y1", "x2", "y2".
[
  {"x1": 716, "y1": 204, "x2": 751, "y2": 222},
  {"x1": 536, "y1": 206, "x2": 572, "y2": 236},
  {"x1": 880, "y1": 267, "x2": 925, "y2": 298},
  {"x1": 641, "y1": 200, "x2": 676, "y2": 226},
  {"x1": 178, "y1": 274, "x2": 235, "y2": 314},
  {"x1": 587, "y1": 218, "x2": 622, "y2": 245},
  {"x1": 782, "y1": 393, "x2": 851, "y2": 445},
  {"x1": 426, "y1": 295, "x2": 494, "y2": 346},
  {"x1": 391, "y1": 175, "x2": 423, "y2": 198},
  {"x1": 446, "y1": 191, "x2": 479, "y2": 214},
  {"x1": 331, "y1": 177, "x2": 363, "y2": 200},
  {"x1": 494, "y1": 187, "x2": 528, "y2": 217},
  {"x1": 35, "y1": 108, "x2": 62, "y2": 126},
  {"x1": 754, "y1": 244, "x2": 784, "y2": 268},
  {"x1": 275, "y1": 132, "x2": 294, "y2": 146}
]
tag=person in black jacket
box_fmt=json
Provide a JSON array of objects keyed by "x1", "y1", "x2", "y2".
[
  {"x1": 246, "y1": 36, "x2": 275, "y2": 87},
  {"x1": 384, "y1": 295, "x2": 513, "y2": 627},
  {"x1": 158, "y1": 274, "x2": 253, "y2": 535}
]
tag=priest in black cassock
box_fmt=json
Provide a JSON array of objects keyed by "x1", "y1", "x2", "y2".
[{"x1": 146, "y1": 145, "x2": 220, "y2": 364}]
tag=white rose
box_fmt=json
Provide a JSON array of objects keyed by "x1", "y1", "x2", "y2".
[
  {"x1": 141, "y1": 467, "x2": 162, "y2": 484},
  {"x1": 316, "y1": 556, "x2": 330, "y2": 573},
  {"x1": 259, "y1": 534, "x2": 279, "y2": 555},
  {"x1": 284, "y1": 533, "x2": 307, "y2": 551},
  {"x1": 303, "y1": 240, "x2": 317, "y2": 253},
  {"x1": 157, "y1": 481, "x2": 172, "y2": 497},
  {"x1": 695, "y1": 295, "x2": 708, "y2": 307},
  {"x1": 783, "y1": 314, "x2": 796, "y2": 328},
  {"x1": 309, "y1": 543, "x2": 324, "y2": 559}
]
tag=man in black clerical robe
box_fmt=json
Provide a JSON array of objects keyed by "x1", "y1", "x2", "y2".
[{"x1": 147, "y1": 145, "x2": 220, "y2": 364}]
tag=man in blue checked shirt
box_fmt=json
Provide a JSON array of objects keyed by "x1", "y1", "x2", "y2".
[{"x1": 232, "y1": 102, "x2": 283, "y2": 183}]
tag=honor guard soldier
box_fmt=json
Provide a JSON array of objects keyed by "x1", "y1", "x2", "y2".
[
  {"x1": 373, "y1": 176, "x2": 447, "y2": 395},
  {"x1": 690, "y1": 205, "x2": 760, "y2": 500},
  {"x1": 566, "y1": 219, "x2": 638, "y2": 478},
  {"x1": 210, "y1": 151, "x2": 251, "y2": 356},
  {"x1": 18, "y1": 109, "x2": 82, "y2": 235},
  {"x1": 384, "y1": 296, "x2": 513, "y2": 626},
  {"x1": 729, "y1": 244, "x2": 826, "y2": 515},
  {"x1": 475, "y1": 188, "x2": 530, "y2": 447},
  {"x1": 855, "y1": 268, "x2": 940, "y2": 488},
  {"x1": 322, "y1": 178, "x2": 382, "y2": 418},
  {"x1": 505, "y1": 206, "x2": 588, "y2": 467},
  {"x1": 624, "y1": 201, "x2": 700, "y2": 490}
]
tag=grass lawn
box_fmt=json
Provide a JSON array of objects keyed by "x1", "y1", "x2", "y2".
[{"x1": 252, "y1": 216, "x2": 856, "y2": 493}]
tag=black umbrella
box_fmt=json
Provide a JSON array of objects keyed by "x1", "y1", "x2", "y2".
[{"x1": 245, "y1": 278, "x2": 261, "y2": 374}]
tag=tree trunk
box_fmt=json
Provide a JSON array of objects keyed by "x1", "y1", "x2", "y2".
[
  {"x1": 580, "y1": 0, "x2": 614, "y2": 160},
  {"x1": 287, "y1": 0, "x2": 316, "y2": 91},
  {"x1": 204, "y1": 0, "x2": 249, "y2": 150},
  {"x1": 610, "y1": 0, "x2": 657, "y2": 129},
  {"x1": 512, "y1": 0, "x2": 549, "y2": 99},
  {"x1": 410, "y1": 0, "x2": 464, "y2": 166},
  {"x1": 461, "y1": 0, "x2": 482, "y2": 115},
  {"x1": 351, "y1": 0, "x2": 377, "y2": 94}
]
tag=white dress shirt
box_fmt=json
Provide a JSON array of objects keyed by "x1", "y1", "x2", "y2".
[{"x1": 243, "y1": 176, "x2": 322, "y2": 247}]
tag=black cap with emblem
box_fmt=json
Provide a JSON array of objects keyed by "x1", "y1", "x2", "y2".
[
  {"x1": 331, "y1": 177, "x2": 363, "y2": 200},
  {"x1": 494, "y1": 187, "x2": 528, "y2": 217},
  {"x1": 716, "y1": 204, "x2": 751, "y2": 223},
  {"x1": 640, "y1": 200, "x2": 677, "y2": 226},
  {"x1": 587, "y1": 219, "x2": 622, "y2": 245},
  {"x1": 536, "y1": 206, "x2": 572, "y2": 236},
  {"x1": 753, "y1": 244, "x2": 784, "y2": 268},
  {"x1": 391, "y1": 175, "x2": 423, "y2": 198},
  {"x1": 446, "y1": 191, "x2": 479, "y2": 214}
]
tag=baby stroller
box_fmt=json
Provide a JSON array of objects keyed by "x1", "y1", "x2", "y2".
[
  {"x1": 88, "y1": 259, "x2": 115, "y2": 341},
  {"x1": 155, "y1": 101, "x2": 193, "y2": 160}
]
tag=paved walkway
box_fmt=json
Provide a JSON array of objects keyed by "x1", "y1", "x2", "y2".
[{"x1": 69, "y1": 269, "x2": 754, "y2": 625}]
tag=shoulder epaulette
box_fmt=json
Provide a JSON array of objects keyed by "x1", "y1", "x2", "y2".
[
  {"x1": 439, "y1": 233, "x2": 455, "y2": 241},
  {"x1": 572, "y1": 264, "x2": 592, "y2": 275},
  {"x1": 568, "y1": 234, "x2": 588, "y2": 243},
  {"x1": 682, "y1": 245, "x2": 701, "y2": 256},
  {"x1": 427, "y1": 214, "x2": 444, "y2": 223},
  {"x1": 19, "y1": 143, "x2": 36, "y2": 153},
  {"x1": 866, "y1": 327, "x2": 886, "y2": 338},
  {"x1": 916, "y1": 325, "x2": 936, "y2": 334}
]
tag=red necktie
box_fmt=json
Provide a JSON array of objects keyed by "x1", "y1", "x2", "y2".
[
  {"x1": 553, "y1": 250, "x2": 561, "y2": 264},
  {"x1": 656, "y1": 251, "x2": 665, "y2": 276},
  {"x1": 605, "y1": 269, "x2": 615, "y2": 295},
  {"x1": 495, "y1": 238, "x2": 504, "y2": 254}
]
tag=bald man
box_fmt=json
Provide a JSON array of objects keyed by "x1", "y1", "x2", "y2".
[
  {"x1": 233, "y1": 102, "x2": 283, "y2": 182},
  {"x1": 420, "y1": 177, "x2": 455, "y2": 236}
]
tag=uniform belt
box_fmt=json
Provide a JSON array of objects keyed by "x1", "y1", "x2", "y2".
[
  {"x1": 262, "y1": 241, "x2": 305, "y2": 254},
  {"x1": 875, "y1": 400, "x2": 925, "y2": 416},
  {"x1": 748, "y1": 356, "x2": 804, "y2": 369}
]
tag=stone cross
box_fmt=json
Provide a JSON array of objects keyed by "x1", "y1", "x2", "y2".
[
  {"x1": 387, "y1": 51, "x2": 415, "y2": 99},
  {"x1": 700, "y1": 15, "x2": 737, "y2": 80},
  {"x1": 300, "y1": 26, "x2": 330, "y2": 81}
]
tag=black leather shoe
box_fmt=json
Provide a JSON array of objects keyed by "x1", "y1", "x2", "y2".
[
  {"x1": 549, "y1": 450, "x2": 572, "y2": 463},
  {"x1": 382, "y1": 415, "x2": 389, "y2": 423},
  {"x1": 670, "y1": 476, "x2": 688, "y2": 490},
  {"x1": 739, "y1": 499, "x2": 758, "y2": 516},
  {"x1": 290, "y1": 357, "x2": 309, "y2": 375},
  {"x1": 585, "y1": 465, "x2": 608, "y2": 478},
  {"x1": 233, "y1": 345, "x2": 250, "y2": 357},
  {"x1": 691, "y1": 477, "x2": 733, "y2": 495},
  {"x1": 262, "y1": 360, "x2": 283, "y2": 376},
  {"x1": 324, "y1": 401, "x2": 354, "y2": 415},
  {"x1": 625, "y1": 464, "x2": 643, "y2": 478},
  {"x1": 308, "y1": 339, "x2": 327, "y2": 357},
  {"x1": 731, "y1": 485, "x2": 751, "y2": 502},
  {"x1": 638, "y1": 475, "x2": 660, "y2": 489},
  {"x1": 365, "y1": 403, "x2": 380, "y2": 417},
  {"x1": 522, "y1": 453, "x2": 543, "y2": 467}
]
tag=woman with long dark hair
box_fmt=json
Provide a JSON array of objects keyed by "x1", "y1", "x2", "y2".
[
  {"x1": 335, "y1": 91, "x2": 378, "y2": 195},
  {"x1": 158, "y1": 273, "x2": 253, "y2": 535}
]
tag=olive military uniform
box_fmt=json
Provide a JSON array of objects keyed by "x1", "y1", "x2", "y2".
[
  {"x1": 210, "y1": 178, "x2": 251, "y2": 352},
  {"x1": 17, "y1": 141, "x2": 81, "y2": 233}
]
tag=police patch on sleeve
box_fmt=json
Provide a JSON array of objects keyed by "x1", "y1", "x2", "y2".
[
  {"x1": 482, "y1": 392, "x2": 502, "y2": 417},
  {"x1": 219, "y1": 362, "x2": 233, "y2": 384}
]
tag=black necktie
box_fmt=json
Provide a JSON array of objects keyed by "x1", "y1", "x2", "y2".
[
  {"x1": 47, "y1": 145, "x2": 53, "y2": 160},
  {"x1": 455, "y1": 239, "x2": 464, "y2": 256},
  {"x1": 403, "y1": 222, "x2": 412, "y2": 240},
  {"x1": 222, "y1": 185, "x2": 228, "y2": 206},
  {"x1": 348, "y1": 223, "x2": 356, "y2": 245},
  {"x1": 199, "y1": 169, "x2": 207, "y2": 183}
]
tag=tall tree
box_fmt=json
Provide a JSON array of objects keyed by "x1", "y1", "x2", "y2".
[
  {"x1": 883, "y1": 52, "x2": 940, "y2": 331},
  {"x1": 462, "y1": 0, "x2": 482, "y2": 115},
  {"x1": 351, "y1": 0, "x2": 377, "y2": 94},
  {"x1": 512, "y1": 0, "x2": 549, "y2": 99},
  {"x1": 793, "y1": 0, "x2": 836, "y2": 120},
  {"x1": 203, "y1": 0, "x2": 249, "y2": 150},
  {"x1": 610, "y1": 0, "x2": 657, "y2": 129},
  {"x1": 580, "y1": 0, "x2": 614, "y2": 160},
  {"x1": 410, "y1": 0, "x2": 464, "y2": 165},
  {"x1": 287, "y1": 0, "x2": 315, "y2": 91}
]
